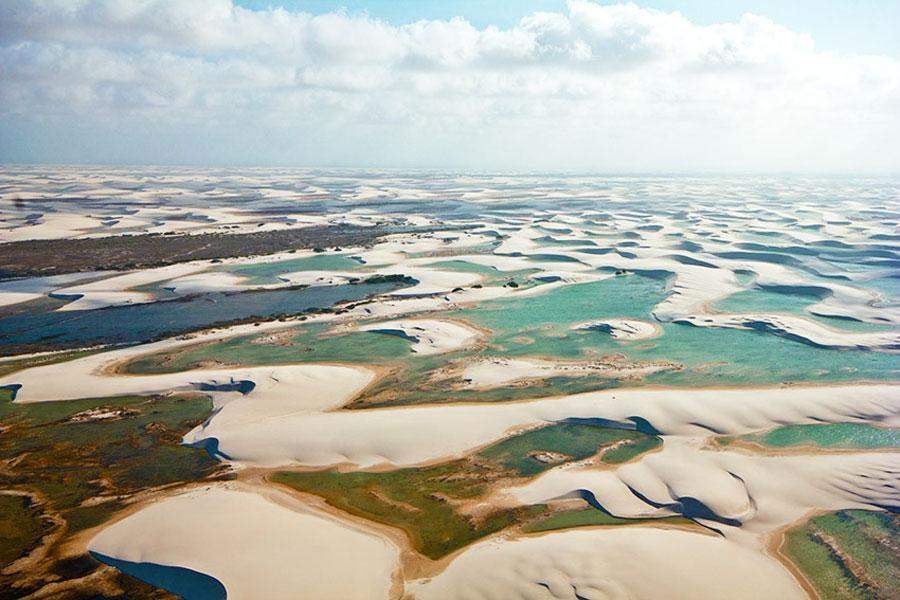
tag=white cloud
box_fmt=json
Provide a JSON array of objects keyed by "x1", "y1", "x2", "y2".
[{"x1": 0, "y1": 0, "x2": 898, "y2": 171}]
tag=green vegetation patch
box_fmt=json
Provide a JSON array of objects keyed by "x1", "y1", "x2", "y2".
[
  {"x1": 0, "y1": 393, "x2": 223, "y2": 529},
  {"x1": 523, "y1": 506, "x2": 697, "y2": 534},
  {"x1": 122, "y1": 322, "x2": 412, "y2": 375},
  {"x1": 0, "y1": 391, "x2": 225, "y2": 593},
  {"x1": 274, "y1": 462, "x2": 542, "y2": 560},
  {"x1": 479, "y1": 421, "x2": 657, "y2": 476},
  {"x1": 0, "y1": 494, "x2": 48, "y2": 568},
  {"x1": 352, "y1": 364, "x2": 624, "y2": 408},
  {"x1": 601, "y1": 435, "x2": 663, "y2": 464},
  {"x1": 783, "y1": 510, "x2": 900, "y2": 600},
  {"x1": 274, "y1": 422, "x2": 661, "y2": 558}
]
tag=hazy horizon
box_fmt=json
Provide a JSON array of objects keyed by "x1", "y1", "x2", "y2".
[{"x1": 3, "y1": 163, "x2": 900, "y2": 178}]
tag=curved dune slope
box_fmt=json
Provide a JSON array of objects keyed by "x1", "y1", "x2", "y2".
[
  {"x1": 409, "y1": 527, "x2": 805, "y2": 600},
  {"x1": 193, "y1": 383, "x2": 898, "y2": 468},
  {"x1": 506, "y1": 443, "x2": 900, "y2": 547},
  {"x1": 89, "y1": 484, "x2": 398, "y2": 600},
  {"x1": 357, "y1": 318, "x2": 482, "y2": 355},
  {"x1": 674, "y1": 313, "x2": 900, "y2": 351},
  {"x1": 573, "y1": 318, "x2": 662, "y2": 340}
]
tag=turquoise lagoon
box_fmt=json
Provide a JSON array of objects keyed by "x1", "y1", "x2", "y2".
[
  {"x1": 126, "y1": 270, "x2": 899, "y2": 396},
  {"x1": 738, "y1": 422, "x2": 899, "y2": 450}
]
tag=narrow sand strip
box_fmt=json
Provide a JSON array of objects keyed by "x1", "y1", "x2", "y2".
[{"x1": 459, "y1": 356, "x2": 674, "y2": 388}]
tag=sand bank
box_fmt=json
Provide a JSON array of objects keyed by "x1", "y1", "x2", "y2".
[
  {"x1": 573, "y1": 318, "x2": 662, "y2": 340},
  {"x1": 357, "y1": 319, "x2": 482, "y2": 355},
  {"x1": 459, "y1": 356, "x2": 674, "y2": 388}
]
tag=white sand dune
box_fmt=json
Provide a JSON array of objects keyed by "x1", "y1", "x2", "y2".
[
  {"x1": 0, "y1": 213, "x2": 101, "y2": 242},
  {"x1": 278, "y1": 270, "x2": 360, "y2": 287},
  {"x1": 506, "y1": 442, "x2": 900, "y2": 548},
  {"x1": 459, "y1": 356, "x2": 674, "y2": 388},
  {"x1": 337, "y1": 275, "x2": 591, "y2": 324},
  {"x1": 716, "y1": 259, "x2": 898, "y2": 326},
  {"x1": 10, "y1": 321, "x2": 883, "y2": 469},
  {"x1": 515, "y1": 248, "x2": 745, "y2": 322},
  {"x1": 166, "y1": 260, "x2": 482, "y2": 299},
  {"x1": 382, "y1": 266, "x2": 482, "y2": 296},
  {"x1": 3, "y1": 342, "x2": 370, "y2": 411},
  {"x1": 78, "y1": 239, "x2": 490, "y2": 302},
  {"x1": 436, "y1": 253, "x2": 594, "y2": 274},
  {"x1": 182, "y1": 365, "x2": 373, "y2": 441},
  {"x1": 0, "y1": 268, "x2": 594, "y2": 394},
  {"x1": 51, "y1": 263, "x2": 211, "y2": 311},
  {"x1": 482, "y1": 226, "x2": 898, "y2": 344},
  {"x1": 527, "y1": 270, "x2": 607, "y2": 285},
  {"x1": 187, "y1": 383, "x2": 898, "y2": 468},
  {"x1": 493, "y1": 226, "x2": 546, "y2": 255},
  {"x1": 349, "y1": 231, "x2": 495, "y2": 268},
  {"x1": 163, "y1": 271, "x2": 274, "y2": 295},
  {"x1": 409, "y1": 527, "x2": 804, "y2": 600},
  {"x1": 89, "y1": 484, "x2": 398, "y2": 600},
  {"x1": 574, "y1": 318, "x2": 662, "y2": 340},
  {"x1": 0, "y1": 272, "x2": 108, "y2": 308},
  {"x1": 1, "y1": 229, "x2": 511, "y2": 313},
  {"x1": 357, "y1": 318, "x2": 482, "y2": 355},
  {"x1": 675, "y1": 312, "x2": 900, "y2": 351}
]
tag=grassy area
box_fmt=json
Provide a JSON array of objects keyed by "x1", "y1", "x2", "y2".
[
  {"x1": 0, "y1": 392, "x2": 223, "y2": 531},
  {"x1": 0, "y1": 390, "x2": 225, "y2": 595},
  {"x1": 0, "y1": 494, "x2": 47, "y2": 568},
  {"x1": 351, "y1": 366, "x2": 624, "y2": 408},
  {"x1": 783, "y1": 510, "x2": 900, "y2": 600},
  {"x1": 274, "y1": 422, "x2": 661, "y2": 559},
  {"x1": 601, "y1": 435, "x2": 662, "y2": 464},
  {"x1": 523, "y1": 506, "x2": 698, "y2": 533},
  {"x1": 122, "y1": 322, "x2": 411, "y2": 375},
  {"x1": 480, "y1": 421, "x2": 656, "y2": 475},
  {"x1": 274, "y1": 462, "x2": 543, "y2": 559}
]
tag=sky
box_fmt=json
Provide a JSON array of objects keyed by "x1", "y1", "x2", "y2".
[{"x1": 1, "y1": 0, "x2": 898, "y2": 172}]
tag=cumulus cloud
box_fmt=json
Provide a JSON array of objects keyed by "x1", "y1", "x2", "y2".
[{"x1": 0, "y1": 0, "x2": 898, "y2": 171}]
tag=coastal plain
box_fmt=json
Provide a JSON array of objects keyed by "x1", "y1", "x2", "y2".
[{"x1": 0, "y1": 167, "x2": 898, "y2": 599}]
